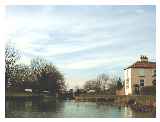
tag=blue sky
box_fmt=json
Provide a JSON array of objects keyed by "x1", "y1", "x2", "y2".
[{"x1": 7, "y1": 6, "x2": 155, "y2": 88}]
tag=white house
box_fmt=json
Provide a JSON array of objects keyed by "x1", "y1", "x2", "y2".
[{"x1": 124, "y1": 55, "x2": 156, "y2": 95}]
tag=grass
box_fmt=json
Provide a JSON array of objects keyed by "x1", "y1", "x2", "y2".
[{"x1": 6, "y1": 90, "x2": 33, "y2": 97}]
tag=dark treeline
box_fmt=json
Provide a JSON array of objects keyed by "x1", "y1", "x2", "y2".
[{"x1": 5, "y1": 44, "x2": 66, "y2": 97}]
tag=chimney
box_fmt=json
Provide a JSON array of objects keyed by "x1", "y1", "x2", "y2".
[{"x1": 140, "y1": 55, "x2": 148, "y2": 62}]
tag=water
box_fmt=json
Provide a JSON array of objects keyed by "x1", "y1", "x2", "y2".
[{"x1": 5, "y1": 99, "x2": 154, "y2": 118}]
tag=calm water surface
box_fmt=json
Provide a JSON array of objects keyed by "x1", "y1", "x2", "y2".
[{"x1": 6, "y1": 99, "x2": 154, "y2": 118}]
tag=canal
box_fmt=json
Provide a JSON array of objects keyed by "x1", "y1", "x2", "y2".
[{"x1": 5, "y1": 99, "x2": 154, "y2": 118}]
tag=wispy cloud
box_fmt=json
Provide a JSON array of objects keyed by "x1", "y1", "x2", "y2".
[
  {"x1": 60, "y1": 56, "x2": 133, "y2": 70},
  {"x1": 7, "y1": 6, "x2": 156, "y2": 88}
]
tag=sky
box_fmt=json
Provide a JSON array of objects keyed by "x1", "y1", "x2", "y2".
[{"x1": 6, "y1": 5, "x2": 156, "y2": 89}]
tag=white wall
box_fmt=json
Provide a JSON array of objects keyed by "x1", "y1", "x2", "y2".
[{"x1": 124, "y1": 68, "x2": 132, "y2": 95}]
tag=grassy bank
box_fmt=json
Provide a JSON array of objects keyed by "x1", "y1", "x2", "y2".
[
  {"x1": 6, "y1": 90, "x2": 32, "y2": 97},
  {"x1": 5, "y1": 90, "x2": 58, "y2": 102},
  {"x1": 75, "y1": 95, "x2": 155, "y2": 105},
  {"x1": 115, "y1": 95, "x2": 156, "y2": 106},
  {"x1": 6, "y1": 90, "x2": 44, "y2": 100}
]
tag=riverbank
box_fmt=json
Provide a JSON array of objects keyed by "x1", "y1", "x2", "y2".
[
  {"x1": 5, "y1": 90, "x2": 57, "y2": 101},
  {"x1": 115, "y1": 95, "x2": 156, "y2": 116},
  {"x1": 74, "y1": 95, "x2": 156, "y2": 116},
  {"x1": 6, "y1": 91, "x2": 42, "y2": 101}
]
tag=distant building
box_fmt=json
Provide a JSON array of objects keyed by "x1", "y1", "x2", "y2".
[{"x1": 124, "y1": 55, "x2": 156, "y2": 95}]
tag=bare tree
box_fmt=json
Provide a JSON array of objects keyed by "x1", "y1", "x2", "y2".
[
  {"x1": 83, "y1": 73, "x2": 120, "y2": 95},
  {"x1": 84, "y1": 80, "x2": 97, "y2": 91},
  {"x1": 96, "y1": 73, "x2": 110, "y2": 93},
  {"x1": 30, "y1": 57, "x2": 65, "y2": 96},
  {"x1": 5, "y1": 44, "x2": 20, "y2": 89}
]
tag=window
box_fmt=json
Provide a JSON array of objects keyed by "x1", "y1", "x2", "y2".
[
  {"x1": 139, "y1": 69, "x2": 144, "y2": 76},
  {"x1": 152, "y1": 70, "x2": 156, "y2": 77},
  {"x1": 140, "y1": 79, "x2": 144, "y2": 86},
  {"x1": 126, "y1": 80, "x2": 129, "y2": 88}
]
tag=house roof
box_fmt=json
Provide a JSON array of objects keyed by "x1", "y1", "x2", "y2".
[{"x1": 124, "y1": 61, "x2": 156, "y2": 70}]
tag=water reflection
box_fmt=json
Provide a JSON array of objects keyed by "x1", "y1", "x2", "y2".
[
  {"x1": 6, "y1": 99, "x2": 154, "y2": 118},
  {"x1": 123, "y1": 106, "x2": 133, "y2": 118}
]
